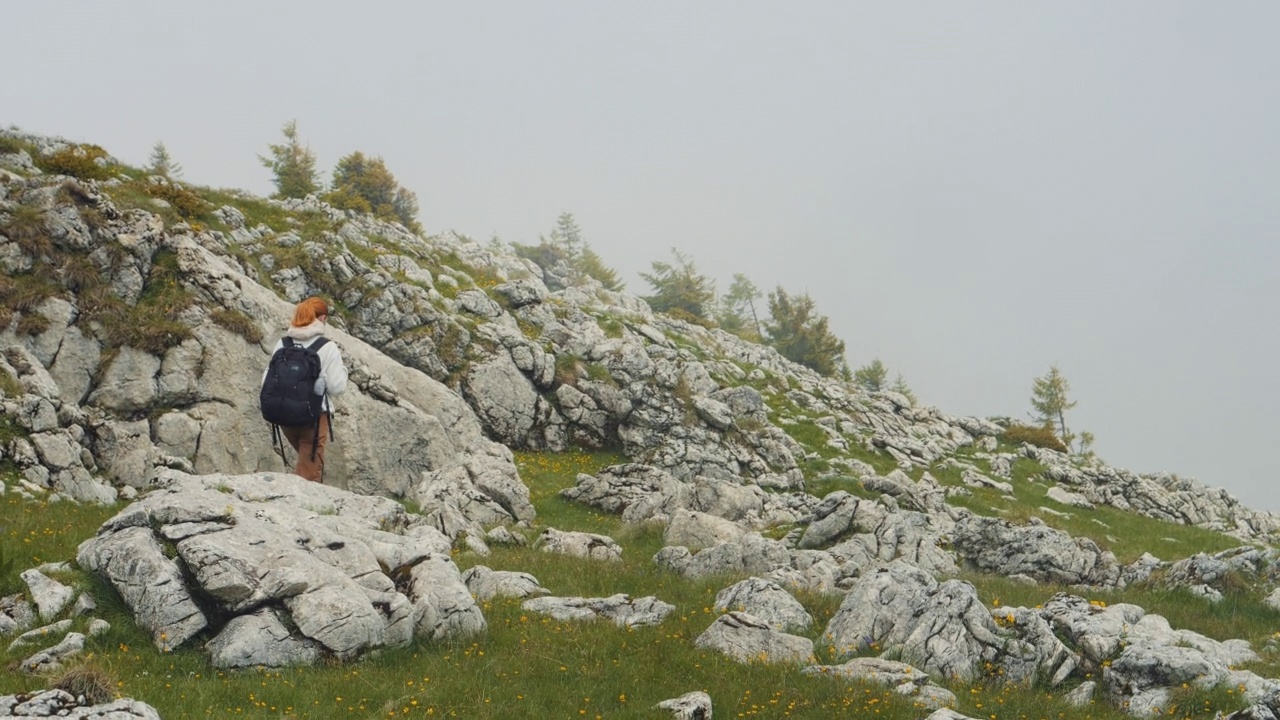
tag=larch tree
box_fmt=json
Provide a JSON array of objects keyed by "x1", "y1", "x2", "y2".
[
  {"x1": 1030, "y1": 365, "x2": 1077, "y2": 445},
  {"x1": 853, "y1": 359, "x2": 889, "y2": 392},
  {"x1": 147, "y1": 142, "x2": 182, "y2": 178},
  {"x1": 258, "y1": 120, "x2": 320, "y2": 199}
]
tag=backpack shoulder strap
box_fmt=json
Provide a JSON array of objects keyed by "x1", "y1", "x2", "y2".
[
  {"x1": 310, "y1": 337, "x2": 330, "y2": 352},
  {"x1": 282, "y1": 337, "x2": 295, "y2": 348}
]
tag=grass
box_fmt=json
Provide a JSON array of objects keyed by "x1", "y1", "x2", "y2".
[
  {"x1": 0, "y1": 451, "x2": 1267, "y2": 719},
  {"x1": 81, "y1": 248, "x2": 197, "y2": 355}
]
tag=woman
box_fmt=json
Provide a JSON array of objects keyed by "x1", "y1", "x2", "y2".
[{"x1": 261, "y1": 296, "x2": 348, "y2": 482}]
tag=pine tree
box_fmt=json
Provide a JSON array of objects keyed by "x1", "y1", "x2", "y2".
[
  {"x1": 258, "y1": 120, "x2": 319, "y2": 199},
  {"x1": 147, "y1": 142, "x2": 182, "y2": 178}
]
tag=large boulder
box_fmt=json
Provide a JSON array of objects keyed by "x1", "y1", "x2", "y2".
[
  {"x1": 952, "y1": 515, "x2": 1120, "y2": 587},
  {"x1": 76, "y1": 470, "x2": 477, "y2": 667}
]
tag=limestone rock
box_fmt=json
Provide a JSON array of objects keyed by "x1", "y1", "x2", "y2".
[
  {"x1": 655, "y1": 691, "x2": 713, "y2": 719},
  {"x1": 522, "y1": 594, "x2": 675, "y2": 628},
  {"x1": 694, "y1": 611, "x2": 815, "y2": 665},
  {"x1": 952, "y1": 515, "x2": 1120, "y2": 587},
  {"x1": 664, "y1": 509, "x2": 745, "y2": 551},
  {"x1": 462, "y1": 565, "x2": 549, "y2": 601},
  {"x1": 0, "y1": 690, "x2": 161, "y2": 719},
  {"x1": 713, "y1": 577, "x2": 812, "y2": 633},
  {"x1": 19, "y1": 570, "x2": 74, "y2": 621},
  {"x1": 534, "y1": 528, "x2": 623, "y2": 562}
]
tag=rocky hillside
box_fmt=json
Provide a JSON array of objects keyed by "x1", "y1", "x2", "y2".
[{"x1": 4, "y1": 127, "x2": 1280, "y2": 718}]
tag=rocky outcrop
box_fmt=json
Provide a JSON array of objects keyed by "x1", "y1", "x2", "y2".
[
  {"x1": 713, "y1": 577, "x2": 812, "y2": 633},
  {"x1": 75, "y1": 470, "x2": 482, "y2": 666},
  {"x1": 522, "y1": 594, "x2": 676, "y2": 628},
  {"x1": 694, "y1": 611, "x2": 815, "y2": 665},
  {"x1": 952, "y1": 515, "x2": 1121, "y2": 587},
  {"x1": 0, "y1": 690, "x2": 160, "y2": 719}
]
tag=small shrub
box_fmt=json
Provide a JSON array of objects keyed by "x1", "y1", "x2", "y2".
[
  {"x1": 1002, "y1": 423, "x2": 1068, "y2": 453},
  {"x1": 84, "y1": 250, "x2": 196, "y2": 354},
  {"x1": 0, "y1": 136, "x2": 23, "y2": 155},
  {"x1": 35, "y1": 143, "x2": 115, "y2": 181},
  {"x1": 52, "y1": 665, "x2": 115, "y2": 705},
  {"x1": 210, "y1": 307, "x2": 264, "y2": 344}
]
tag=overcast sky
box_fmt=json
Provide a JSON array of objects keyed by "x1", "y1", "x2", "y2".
[{"x1": 5, "y1": 2, "x2": 1278, "y2": 510}]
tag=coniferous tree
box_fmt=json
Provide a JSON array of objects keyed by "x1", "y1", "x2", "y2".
[
  {"x1": 763, "y1": 286, "x2": 846, "y2": 377},
  {"x1": 891, "y1": 373, "x2": 918, "y2": 405},
  {"x1": 512, "y1": 212, "x2": 622, "y2": 290},
  {"x1": 717, "y1": 273, "x2": 763, "y2": 342},
  {"x1": 641, "y1": 248, "x2": 716, "y2": 323},
  {"x1": 1030, "y1": 365, "x2": 1077, "y2": 444},
  {"x1": 325, "y1": 151, "x2": 422, "y2": 233},
  {"x1": 854, "y1": 359, "x2": 888, "y2": 392},
  {"x1": 258, "y1": 120, "x2": 319, "y2": 199},
  {"x1": 147, "y1": 142, "x2": 182, "y2": 178}
]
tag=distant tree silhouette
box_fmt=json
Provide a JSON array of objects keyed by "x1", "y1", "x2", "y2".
[
  {"x1": 854, "y1": 359, "x2": 888, "y2": 392},
  {"x1": 326, "y1": 151, "x2": 422, "y2": 233},
  {"x1": 258, "y1": 120, "x2": 320, "y2": 199},
  {"x1": 511, "y1": 212, "x2": 623, "y2": 290},
  {"x1": 763, "y1": 286, "x2": 846, "y2": 377},
  {"x1": 717, "y1": 273, "x2": 763, "y2": 342},
  {"x1": 147, "y1": 142, "x2": 182, "y2": 178},
  {"x1": 641, "y1": 248, "x2": 716, "y2": 323},
  {"x1": 1029, "y1": 365, "x2": 1076, "y2": 445}
]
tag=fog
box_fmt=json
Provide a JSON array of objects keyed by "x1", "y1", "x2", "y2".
[{"x1": 4, "y1": 2, "x2": 1277, "y2": 508}]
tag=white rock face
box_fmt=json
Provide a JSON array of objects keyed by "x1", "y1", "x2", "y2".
[
  {"x1": 694, "y1": 611, "x2": 815, "y2": 665},
  {"x1": 19, "y1": 570, "x2": 74, "y2": 621},
  {"x1": 462, "y1": 565, "x2": 549, "y2": 601},
  {"x1": 522, "y1": 594, "x2": 676, "y2": 628},
  {"x1": 76, "y1": 470, "x2": 478, "y2": 666},
  {"x1": 534, "y1": 527, "x2": 623, "y2": 562},
  {"x1": 0, "y1": 689, "x2": 161, "y2": 719},
  {"x1": 655, "y1": 691, "x2": 713, "y2": 719},
  {"x1": 713, "y1": 577, "x2": 812, "y2": 633}
]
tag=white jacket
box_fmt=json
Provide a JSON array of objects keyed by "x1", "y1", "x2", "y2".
[{"x1": 262, "y1": 320, "x2": 349, "y2": 413}]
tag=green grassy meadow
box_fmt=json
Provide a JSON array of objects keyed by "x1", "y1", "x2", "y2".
[{"x1": 0, "y1": 450, "x2": 1273, "y2": 719}]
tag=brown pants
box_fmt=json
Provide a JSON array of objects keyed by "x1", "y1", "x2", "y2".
[{"x1": 281, "y1": 414, "x2": 330, "y2": 483}]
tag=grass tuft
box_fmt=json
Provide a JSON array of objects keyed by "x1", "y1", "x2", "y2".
[{"x1": 210, "y1": 307, "x2": 264, "y2": 345}]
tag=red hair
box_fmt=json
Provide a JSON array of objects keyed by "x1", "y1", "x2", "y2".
[{"x1": 291, "y1": 296, "x2": 329, "y2": 328}]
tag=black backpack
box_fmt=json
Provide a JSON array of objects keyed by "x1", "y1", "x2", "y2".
[{"x1": 260, "y1": 337, "x2": 334, "y2": 461}]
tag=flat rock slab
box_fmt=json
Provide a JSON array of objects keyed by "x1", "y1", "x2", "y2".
[
  {"x1": 0, "y1": 689, "x2": 161, "y2": 719},
  {"x1": 522, "y1": 594, "x2": 675, "y2": 628},
  {"x1": 534, "y1": 528, "x2": 623, "y2": 562}
]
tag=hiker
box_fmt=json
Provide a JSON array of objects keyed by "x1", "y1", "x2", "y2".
[{"x1": 260, "y1": 296, "x2": 348, "y2": 482}]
